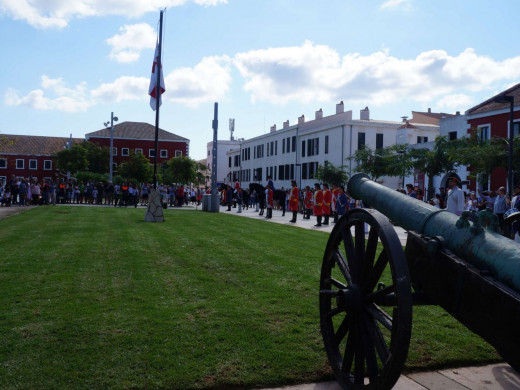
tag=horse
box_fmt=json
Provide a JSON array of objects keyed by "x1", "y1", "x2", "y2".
[{"x1": 249, "y1": 183, "x2": 266, "y2": 215}]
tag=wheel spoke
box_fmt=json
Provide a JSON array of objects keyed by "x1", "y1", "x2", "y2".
[
  {"x1": 331, "y1": 277, "x2": 347, "y2": 290},
  {"x1": 327, "y1": 306, "x2": 344, "y2": 319},
  {"x1": 354, "y1": 220, "x2": 365, "y2": 264},
  {"x1": 320, "y1": 289, "x2": 340, "y2": 298},
  {"x1": 367, "y1": 304, "x2": 393, "y2": 331},
  {"x1": 361, "y1": 225, "x2": 379, "y2": 286},
  {"x1": 367, "y1": 314, "x2": 390, "y2": 364},
  {"x1": 334, "y1": 313, "x2": 352, "y2": 346},
  {"x1": 341, "y1": 226, "x2": 359, "y2": 283},
  {"x1": 363, "y1": 249, "x2": 389, "y2": 293},
  {"x1": 342, "y1": 322, "x2": 356, "y2": 375},
  {"x1": 354, "y1": 323, "x2": 365, "y2": 384},
  {"x1": 361, "y1": 313, "x2": 379, "y2": 380},
  {"x1": 366, "y1": 284, "x2": 395, "y2": 304},
  {"x1": 333, "y1": 249, "x2": 353, "y2": 285}
]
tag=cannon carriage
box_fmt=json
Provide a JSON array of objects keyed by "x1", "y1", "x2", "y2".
[{"x1": 320, "y1": 173, "x2": 520, "y2": 390}]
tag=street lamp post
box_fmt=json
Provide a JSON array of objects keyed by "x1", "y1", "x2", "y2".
[
  {"x1": 104, "y1": 112, "x2": 118, "y2": 182},
  {"x1": 494, "y1": 95, "x2": 514, "y2": 199}
]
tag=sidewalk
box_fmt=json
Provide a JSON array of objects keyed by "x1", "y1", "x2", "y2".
[{"x1": 216, "y1": 205, "x2": 520, "y2": 390}]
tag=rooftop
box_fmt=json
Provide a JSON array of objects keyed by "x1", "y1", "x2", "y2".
[
  {"x1": 85, "y1": 121, "x2": 188, "y2": 142},
  {"x1": 0, "y1": 134, "x2": 83, "y2": 156}
]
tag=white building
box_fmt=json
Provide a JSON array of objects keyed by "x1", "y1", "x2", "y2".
[{"x1": 208, "y1": 102, "x2": 440, "y2": 190}]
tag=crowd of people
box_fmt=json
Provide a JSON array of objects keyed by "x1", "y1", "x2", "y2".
[
  {"x1": 0, "y1": 175, "x2": 205, "y2": 209},
  {"x1": 219, "y1": 176, "x2": 520, "y2": 241}
]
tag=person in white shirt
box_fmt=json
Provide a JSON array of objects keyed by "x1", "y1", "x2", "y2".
[{"x1": 446, "y1": 177, "x2": 465, "y2": 216}]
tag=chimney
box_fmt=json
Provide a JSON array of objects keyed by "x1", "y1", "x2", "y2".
[
  {"x1": 336, "y1": 101, "x2": 344, "y2": 114},
  {"x1": 428, "y1": 108, "x2": 431, "y2": 113},
  {"x1": 360, "y1": 106, "x2": 370, "y2": 121},
  {"x1": 298, "y1": 115, "x2": 305, "y2": 124},
  {"x1": 401, "y1": 116, "x2": 408, "y2": 122},
  {"x1": 315, "y1": 108, "x2": 323, "y2": 120},
  {"x1": 270, "y1": 124, "x2": 276, "y2": 133},
  {"x1": 456, "y1": 111, "x2": 460, "y2": 116},
  {"x1": 283, "y1": 120, "x2": 290, "y2": 129}
]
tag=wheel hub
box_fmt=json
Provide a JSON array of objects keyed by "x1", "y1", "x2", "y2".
[{"x1": 336, "y1": 284, "x2": 364, "y2": 312}]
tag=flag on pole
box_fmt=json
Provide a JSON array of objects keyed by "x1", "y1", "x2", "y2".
[{"x1": 148, "y1": 42, "x2": 165, "y2": 111}]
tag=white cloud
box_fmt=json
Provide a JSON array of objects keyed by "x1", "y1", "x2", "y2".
[
  {"x1": 165, "y1": 55, "x2": 232, "y2": 107},
  {"x1": 436, "y1": 94, "x2": 473, "y2": 112},
  {"x1": 0, "y1": 0, "x2": 227, "y2": 29},
  {"x1": 106, "y1": 23, "x2": 157, "y2": 63},
  {"x1": 233, "y1": 42, "x2": 520, "y2": 112},
  {"x1": 4, "y1": 75, "x2": 91, "y2": 112},
  {"x1": 379, "y1": 0, "x2": 413, "y2": 10},
  {"x1": 91, "y1": 76, "x2": 149, "y2": 103}
]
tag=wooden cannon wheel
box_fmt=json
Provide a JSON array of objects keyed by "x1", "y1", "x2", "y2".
[{"x1": 320, "y1": 208, "x2": 413, "y2": 389}]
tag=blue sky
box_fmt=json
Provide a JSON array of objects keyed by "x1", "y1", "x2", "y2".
[{"x1": 1, "y1": 0, "x2": 520, "y2": 160}]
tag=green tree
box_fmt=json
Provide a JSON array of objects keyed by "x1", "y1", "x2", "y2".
[
  {"x1": 314, "y1": 162, "x2": 349, "y2": 186},
  {"x1": 348, "y1": 144, "x2": 413, "y2": 181},
  {"x1": 164, "y1": 156, "x2": 208, "y2": 186},
  {"x1": 82, "y1": 141, "x2": 109, "y2": 174},
  {"x1": 117, "y1": 152, "x2": 153, "y2": 183},
  {"x1": 409, "y1": 136, "x2": 456, "y2": 199},
  {"x1": 55, "y1": 144, "x2": 89, "y2": 174}
]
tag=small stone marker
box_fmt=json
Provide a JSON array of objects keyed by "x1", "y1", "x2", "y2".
[{"x1": 144, "y1": 189, "x2": 164, "y2": 222}]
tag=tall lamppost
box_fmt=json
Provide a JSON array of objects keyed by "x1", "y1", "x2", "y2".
[
  {"x1": 104, "y1": 112, "x2": 118, "y2": 182},
  {"x1": 493, "y1": 95, "x2": 514, "y2": 199}
]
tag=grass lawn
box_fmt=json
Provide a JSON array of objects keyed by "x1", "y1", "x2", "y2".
[{"x1": 0, "y1": 207, "x2": 500, "y2": 389}]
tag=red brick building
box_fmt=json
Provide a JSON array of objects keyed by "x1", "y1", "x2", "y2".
[
  {"x1": 466, "y1": 83, "x2": 520, "y2": 192},
  {"x1": 85, "y1": 121, "x2": 189, "y2": 170},
  {"x1": 0, "y1": 122, "x2": 189, "y2": 185},
  {"x1": 0, "y1": 135, "x2": 82, "y2": 185}
]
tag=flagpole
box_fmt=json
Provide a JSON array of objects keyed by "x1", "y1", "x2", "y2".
[{"x1": 153, "y1": 10, "x2": 164, "y2": 189}]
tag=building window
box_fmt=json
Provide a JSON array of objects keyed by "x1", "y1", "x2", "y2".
[
  {"x1": 514, "y1": 122, "x2": 520, "y2": 138},
  {"x1": 478, "y1": 126, "x2": 490, "y2": 141},
  {"x1": 149, "y1": 149, "x2": 156, "y2": 158},
  {"x1": 228, "y1": 157, "x2": 232, "y2": 168},
  {"x1": 135, "y1": 148, "x2": 143, "y2": 154},
  {"x1": 122, "y1": 148, "x2": 129, "y2": 156},
  {"x1": 286, "y1": 137, "x2": 291, "y2": 153},
  {"x1": 160, "y1": 150, "x2": 168, "y2": 158},
  {"x1": 302, "y1": 140, "x2": 306, "y2": 157},
  {"x1": 282, "y1": 138, "x2": 285, "y2": 154},
  {"x1": 112, "y1": 147, "x2": 118, "y2": 156},
  {"x1": 306, "y1": 138, "x2": 320, "y2": 157},
  {"x1": 234, "y1": 155, "x2": 240, "y2": 167},
  {"x1": 44, "y1": 160, "x2": 52, "y2": 170},
  {"x1": 16, "y1": 159, "x2": 24, "y2": 169},
  {"x1": 292, "y1": 136, "x2": 296, "y2": 152},
  {"x1": 376, "y1": 133, "x2": 384, "y2": 149},
  {"x1": 290, "y1": 164, "x2": 294, "y2": 180},
  {"x1": 275, "y1": 141, "x2": 278, "y2": 155},
  {"x1": 358, "y1": 132, "x2": 366, "y2": 149},
  {"x1": 279, "y1": 165, "x2": 284, "y2": 180},
  {"x1": 270, "y1": 141, "x2": 274, "y2": 156},
  {"x1": 302, "y1": 163, "x2": 308, "y2": 179},
  {"x1": 449, "y1": 131, "x2": 457, "y2": 141},
  {"x1": 29, "y1": 159, "x2": 37, "y2": 170},
  {"x1": 0, "y1": 158, "x2": 6, "y2": 169},
  {"x1": 175, "y1": 150, "x2": 182, "y2": 157},
  {"x1": 325, "y1": 135, "x2": 329, "y2": 154},
  {"x1": 417, "y1": 136, "x2": 429, "y2": 143}
]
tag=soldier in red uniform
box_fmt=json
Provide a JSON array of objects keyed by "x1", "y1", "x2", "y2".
[
  {"x1": 266, "y1": 184, "x2": 274, "y2": 219},
  {"x1": 332, "y1": 183, "x2": 340, "y2": 223},
  {"x1": 313, "y1": 183, "x2": 324, "y2": 227},
  {"x1": 322, "y1": 183, "x2": 332, "y2": 225},
  {"x1": 288, "y1": 180, "x2": 299, "y2": 223}
]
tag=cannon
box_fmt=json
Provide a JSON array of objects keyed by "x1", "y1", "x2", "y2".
[{"x1": 319, "y1": 173, "x2": 520, "y2": 389}]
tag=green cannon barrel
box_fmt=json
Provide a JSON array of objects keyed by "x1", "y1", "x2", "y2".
[{"x1": 347, "y1": 173, "x2": 520, "y2": 293}]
